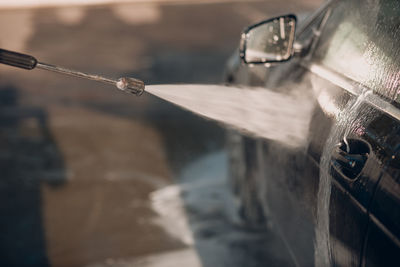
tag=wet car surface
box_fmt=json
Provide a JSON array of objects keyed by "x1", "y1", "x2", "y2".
[{"x1": 225, "y1": 0, "x2": 400, "y2": 266}]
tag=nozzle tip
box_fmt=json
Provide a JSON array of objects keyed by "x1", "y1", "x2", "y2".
[{"x1": 116, "y1": 77, "x2": 145, "y2": 96}]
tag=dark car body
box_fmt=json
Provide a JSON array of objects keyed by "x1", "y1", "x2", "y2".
[{"x1": 224, "y1": 0, "x2": 400, "y2": 266}]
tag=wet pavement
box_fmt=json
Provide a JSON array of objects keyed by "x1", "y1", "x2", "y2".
[{"x1": 0, "y1": 1, "x2": 320, "y2": 266}]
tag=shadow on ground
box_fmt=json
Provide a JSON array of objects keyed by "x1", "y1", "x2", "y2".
[{"x1": 0, "y1": 85, "x2": 66, "y2": 266}]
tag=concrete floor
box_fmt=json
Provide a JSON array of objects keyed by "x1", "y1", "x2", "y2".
[{"x1": 0, "y1": 1, "x2": 320, "y2": 266}]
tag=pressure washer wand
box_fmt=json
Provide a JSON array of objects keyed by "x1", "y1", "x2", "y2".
[{"x1": 0, "y1": 48, "x2": 145, "y2": 96}]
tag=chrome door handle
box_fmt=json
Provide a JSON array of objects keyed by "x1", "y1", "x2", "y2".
[{"x1": 331, "y1": 139, "x2": 370, "y2": 180}]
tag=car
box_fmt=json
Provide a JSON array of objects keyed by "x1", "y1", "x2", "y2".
[{"x1": 224, "y1": 0, "x2": 400, "y2": 266}]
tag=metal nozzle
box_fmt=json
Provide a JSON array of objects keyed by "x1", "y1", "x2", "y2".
[
  {"x1": 116, "y1": 77, "x2": 145, "y2": 96},
  {"x1": 36, "y1": 62, "x2": 145, "y2": 96},
  {"x1": 0, "y1": 49, "x2": 145, "y2": 96}
]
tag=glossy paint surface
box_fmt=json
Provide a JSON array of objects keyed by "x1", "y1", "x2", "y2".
[
  {"x1": 363, "y1": 133, "x2": 400, "y2": 267},
  {"x1": 226, "y1": 0, "x2": 400, "y2": 266}
]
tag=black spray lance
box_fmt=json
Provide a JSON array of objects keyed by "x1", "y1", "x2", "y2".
[{"x1": 0, "y1": 48, "x2": 145, "y2": 96}]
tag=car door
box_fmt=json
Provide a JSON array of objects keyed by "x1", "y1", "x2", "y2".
[
  {"x1": 363, "y1": 134, "x2": 400, "y2": 267},
  {"x1": 304, "y1": 0, "x2": 400, "y2": 266},
  {"x1": 227, "y1": 0, "x2": 399, "y2": 265},
  {"x1": 257, "y1": 0, "x2": 400, "y2": 266}
]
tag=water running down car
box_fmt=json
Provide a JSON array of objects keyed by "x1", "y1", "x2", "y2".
[{"x1": 225, "y1": 0, "x2": 400, "y2": 266}]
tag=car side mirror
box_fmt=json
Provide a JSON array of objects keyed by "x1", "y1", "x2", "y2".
[{"x1": 240, "y1": 14, "x2": 297, "y2": 64}]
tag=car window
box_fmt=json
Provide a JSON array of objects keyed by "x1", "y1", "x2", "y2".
[
  {"x1": 296, "y1": 7, "x2": 328, "y2": 45},
  {"x1": 314, "y1": 0, "x2": 400, "y2": 104}
]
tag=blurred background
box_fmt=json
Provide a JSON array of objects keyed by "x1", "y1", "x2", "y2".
[{"x1": 0, "y1": 0, "x2": 321, "y2": 266}]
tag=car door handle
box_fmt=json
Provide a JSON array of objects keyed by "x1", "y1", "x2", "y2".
[{"x1": 331, "y1": 139, "x2": 370, "y2": 180}]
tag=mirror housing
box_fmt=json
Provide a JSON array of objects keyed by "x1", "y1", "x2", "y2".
[{"x1": 240, "y1": 14, "x2": 297, "y2": 65}]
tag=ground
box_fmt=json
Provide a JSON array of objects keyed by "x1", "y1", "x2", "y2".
[{"x1": 0, "y1": 1, "x2": 320, "y2": 266}]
